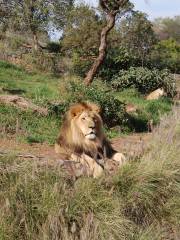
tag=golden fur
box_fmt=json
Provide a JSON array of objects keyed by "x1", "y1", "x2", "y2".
[{"x1": 55, "y1": 102, "x2": 126, "y2": 177}]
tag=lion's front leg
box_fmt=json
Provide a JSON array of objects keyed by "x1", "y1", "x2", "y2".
[
  {"x1": 71, "y1": 153, "x2": 104, "y2": 178},
  {"x1": 111, "y1": 152, "x2": 126, "y2": 166}
]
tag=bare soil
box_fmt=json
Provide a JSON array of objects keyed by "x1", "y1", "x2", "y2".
[{"x1": 0, "y1": 133, "x2": 152, "y2": 161}]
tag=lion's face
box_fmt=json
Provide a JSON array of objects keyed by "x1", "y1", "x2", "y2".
[
  {"x1": 67, "y1": 102, "x2": 103, "y2": 142},
  {"x1": 74, "y1": 110, "x2": 101, "y2": 140}
]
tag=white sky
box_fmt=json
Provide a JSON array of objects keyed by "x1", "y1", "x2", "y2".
[{"x1": 76, "y1": 0, "x2": 180, "y2": 20}]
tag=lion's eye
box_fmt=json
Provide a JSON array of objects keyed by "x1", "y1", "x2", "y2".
[{"x1": 82, "y1": 117, "x2": 85, "y2": 121}]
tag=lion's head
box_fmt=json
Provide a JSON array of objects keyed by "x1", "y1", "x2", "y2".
[
  {"x1": 69, "y1": 102, "x2": 103, "y2": 141},
  {"x1": 55, "y1": 102, "x2": 107, "y2": 156}
]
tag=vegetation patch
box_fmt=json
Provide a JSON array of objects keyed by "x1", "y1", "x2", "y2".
[
  {"x1": 0, "y1": 108, "x2": 179, "y2": 239},
  {"x1": 111, "y1": 67, "x2": 176, "y2": 97}
]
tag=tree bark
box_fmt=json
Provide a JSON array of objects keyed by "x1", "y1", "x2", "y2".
[
  {"x1": 84, "y1": 13, "x2": 116, "y2": 86},
  {"x1": 33, "y1": 32, "x2": 40, "y2": 51}
]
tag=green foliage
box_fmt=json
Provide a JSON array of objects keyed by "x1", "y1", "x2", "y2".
[
  {"x1": 50, "y1": 81, "x2": 126, "y2": 127},
  {"x1": 0, "y1": 60, "x2": 24, "y2": 71},
  {"x1": 111, "y1": 67, "x2": 176, "y2": 97},
  {"x1": 150, "y1": 39, "x2": 180, "y2": 73},
  {"x1": 72, "y1": 51, "x2": 93, "y2": 77},
  {"x1": 117, "y1": 11, "x2": 156, "y2": 65},
  {"x1": 8, "y1": 35, "x2": 26, "y2": 50},
  {"x1": 62, "y1": 4, "x2": 103, "y2": 54},
  {"x1": 99, "y1": 47, "x2": 140, "y2": 80}
]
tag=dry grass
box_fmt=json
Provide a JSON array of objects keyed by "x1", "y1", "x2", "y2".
[{"x1": 0, "y1": 107, "x2": 180, "y2": 240}]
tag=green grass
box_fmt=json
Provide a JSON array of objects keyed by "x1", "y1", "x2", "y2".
[
  {"x1": 0, "y1": 104, "x2": 60, "y2": 144},
  {"x1": 0, "y1": 60, "x2": 63, "y2": 143},
  {"x1": 0, "y1": 107, "x2": 179, "y2": 240},
  {"x1": 115, "y1": 88, "x2": 173, "y2": 132},
  {"x1": 0, "y1": 61, "x2": 174, "y2": 143},
  {"x1": 0, "y1": 61, "x2": 60, "y2": 106}
]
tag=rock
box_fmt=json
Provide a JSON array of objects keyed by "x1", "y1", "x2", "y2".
[
  {"x1": 125, "y1": 103, "x2": 137, "y2": 113},
  {"x1": 145, "y1": 88, "x2": 165, "y2": 100}
]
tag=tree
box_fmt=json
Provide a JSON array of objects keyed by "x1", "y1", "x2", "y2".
[
  {"x1": 151, "y1": 38, "x2": 180, "y2": 73},
  {"x1": 5, "y1": 0, "x2": 74, "y2": 51},
  {"x1": 84, "y1": 0, "x2": 132, "y2": 86},
  {"x1": 118, "y1": 11, "x2": 156, "y2": 66},
  {"x1": 153, "y1": 16, "x2": 180, "y2": 43},
  {"x1": 62, "y1": 4, "x2": 103, "y2": 55},
  {"x1": 0, "y1": 0, "x2": 13, "y2": 32}
]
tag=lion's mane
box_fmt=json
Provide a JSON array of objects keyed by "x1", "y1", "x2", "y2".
[{"x1": 55, "y1": 102, "x2": 115, "y2": 159}]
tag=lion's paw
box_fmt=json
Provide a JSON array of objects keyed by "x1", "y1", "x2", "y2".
[{"x1": 112, "y1": 152, "x2": 126, "y2": 166}]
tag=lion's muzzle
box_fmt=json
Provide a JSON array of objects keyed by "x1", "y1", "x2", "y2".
[{"x1": 85, "y1": 131, "x2": 96, "y2": 140}]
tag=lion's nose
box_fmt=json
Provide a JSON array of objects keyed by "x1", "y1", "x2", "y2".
[{"x1": 89, "y1": 123, "x2": 95, "y2": 129}]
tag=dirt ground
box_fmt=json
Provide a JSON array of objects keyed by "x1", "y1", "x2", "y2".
[{"x1": 0, "y1": 133, "x2": 152, "y2": 161}]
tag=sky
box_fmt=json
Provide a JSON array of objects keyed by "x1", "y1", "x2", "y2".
[
  {"x1": 51, "y1": 0, "x2": 180, "y2": 40},
  {"x1": 76, "y1": 0, "x2": 180, "y2": 20}
]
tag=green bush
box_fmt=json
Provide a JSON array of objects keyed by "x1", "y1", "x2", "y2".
[
  {"x1": 49, "y1": 81, "x2": 126, "y2": 127},
  {"x1": 111, "y1": 67, "x2": 176, "y2": 97},
  {"x1": 99, "y1": 47, "x2": 140, "y2": 80},
  {"x1": 72, "y1": 51, "x2": 93, "y2": 77}
]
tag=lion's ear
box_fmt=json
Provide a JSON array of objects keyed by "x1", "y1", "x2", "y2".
[
  {"x1": 69, "y1": 104, "x2": 84, "y2": 118},
  {"x1": 89, "y1": 103, "x2": 101, "y2": 114}
]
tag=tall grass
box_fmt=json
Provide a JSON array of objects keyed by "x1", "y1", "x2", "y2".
[{"x1": 0, "y1": 107, "x2": 179, "y2": 239}]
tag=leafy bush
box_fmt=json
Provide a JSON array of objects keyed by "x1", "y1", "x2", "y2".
[
  {"x1": 72, "y1": 51, "x2": 93, "y2": 77},
  {"x1": 49, "y1": 81, "x2": 126, "y2": 127},
  {"x1": 111, "y1": 67, "x2": 176, "y2": 97},
  {"x1": 99, "y1": 47, "x2": 140, "y2": 80}
]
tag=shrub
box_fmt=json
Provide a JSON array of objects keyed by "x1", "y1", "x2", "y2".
[
  {"x1": 99, "y1": 47, "x2": 140, "y2": 80},
  {"x1": 111, "y1": 67, "x2": 176, "y2": 97},
  {"x1": 72, "y1": 51, "x2": 93, "y2": 77},
  {"x1": 49, "y1": 81, "x2": 126, "y2": 127}
]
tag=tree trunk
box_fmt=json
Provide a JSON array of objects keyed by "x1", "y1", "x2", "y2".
[
  {"x1": 33, "y1": 32, "x2": 39, "y2": 51},
  {"x1": 84, "y1": 13, "x2": 116, "y2": 86}
]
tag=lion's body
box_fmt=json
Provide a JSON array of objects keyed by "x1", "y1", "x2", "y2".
[{"x1": 55, "y1": 102, "x2": 126, "y2": 177}]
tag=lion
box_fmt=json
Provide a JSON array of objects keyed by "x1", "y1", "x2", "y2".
[{"x1": 55, "y1": 102, "x2": 126, "y2": 178}]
